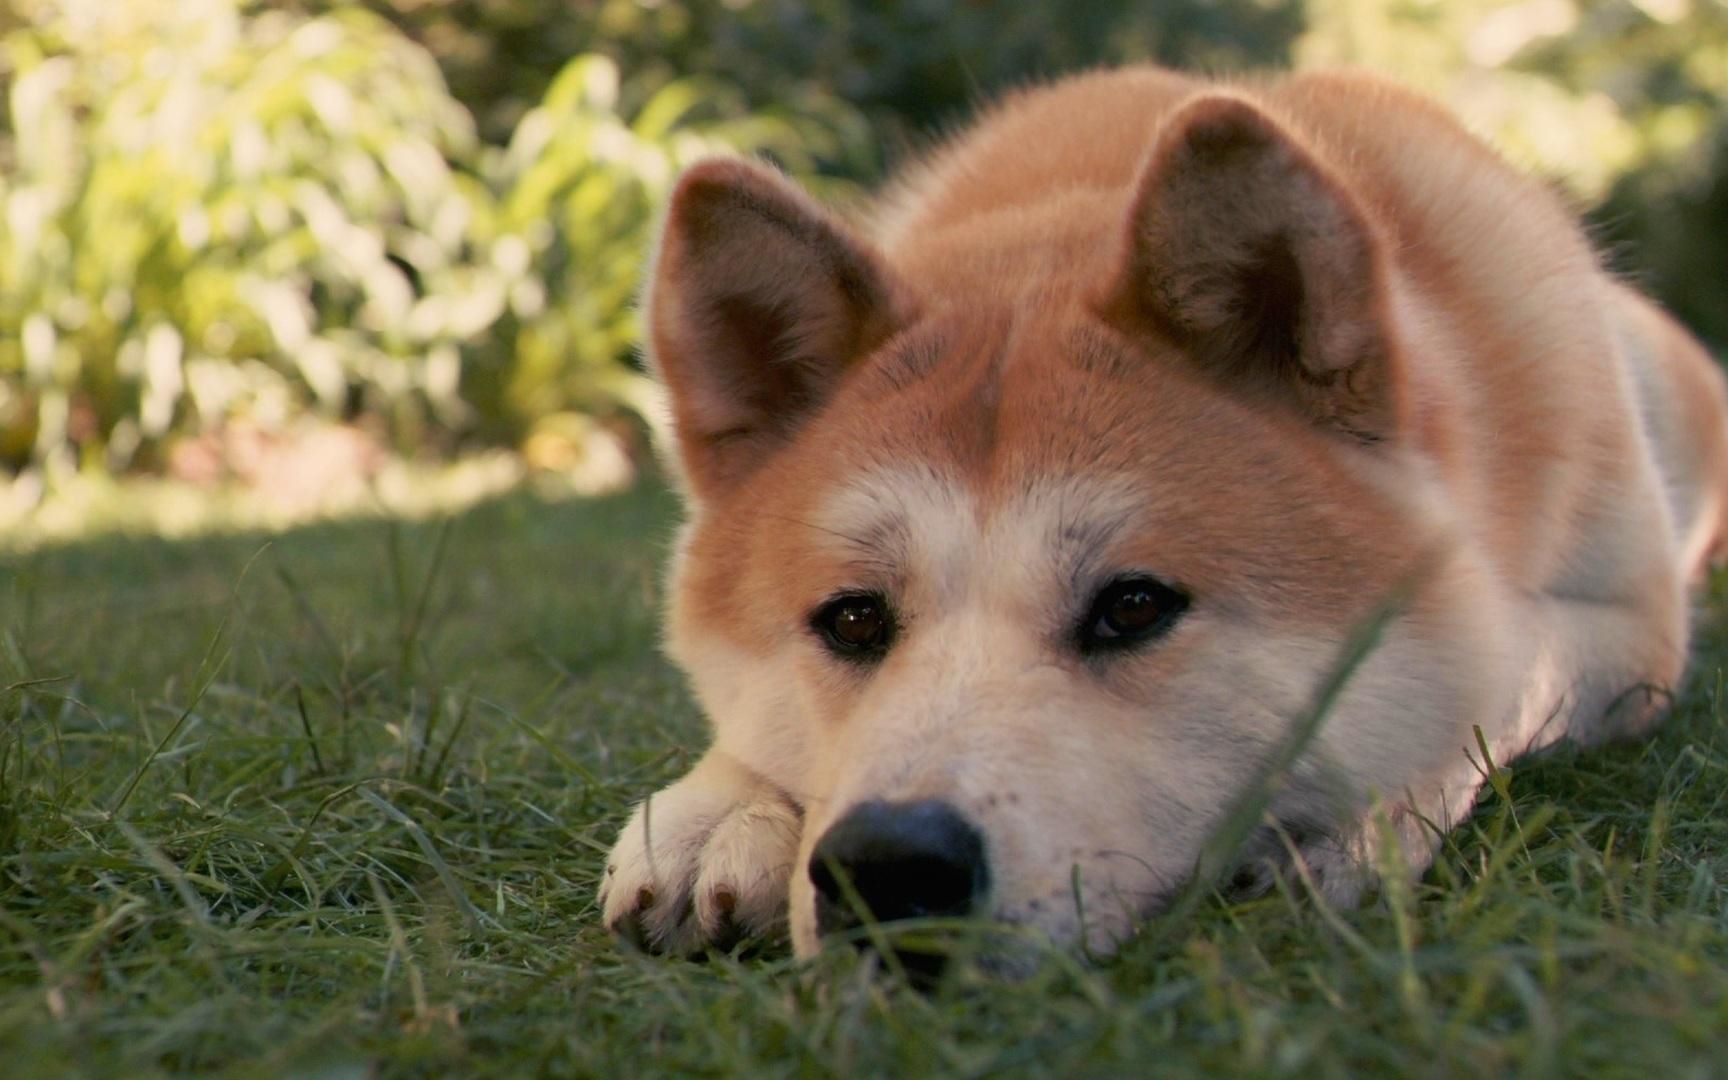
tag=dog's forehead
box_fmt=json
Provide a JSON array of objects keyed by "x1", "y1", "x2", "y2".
[
  {"x1": 836, "y1": 307, "x2": 1259, "y2": 489},
  {"x1": 735, "y1": 305, "x2": 1414, "y2": 622},
  {"x1": 812, "y1": 463, "x2": 1145, "y2": 596}
]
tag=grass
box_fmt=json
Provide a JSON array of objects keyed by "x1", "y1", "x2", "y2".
[{"x1": 2, "y1": 479, "x2": 1727, "y2": 1076}]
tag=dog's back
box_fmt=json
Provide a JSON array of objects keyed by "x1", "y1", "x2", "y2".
[{"x1": 1612, "y1": 285, "x2": 1728, "y2": 578}]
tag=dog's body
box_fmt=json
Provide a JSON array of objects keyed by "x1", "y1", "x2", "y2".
[{"x1": 600, "y1": 67, "x2": 1728, "y2": 964}]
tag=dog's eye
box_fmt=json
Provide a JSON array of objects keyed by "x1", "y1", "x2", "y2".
[
  {"x1": 812, "y1": 592, "x2": 895, "y2": 659},
  {"x1": 1080, "y1": 576, "x2": 1188, "y2": 653}
]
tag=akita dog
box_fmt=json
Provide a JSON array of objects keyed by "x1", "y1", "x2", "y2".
[{"x1": 599, "y1": 66, "x2": 1728, "y2": 969}]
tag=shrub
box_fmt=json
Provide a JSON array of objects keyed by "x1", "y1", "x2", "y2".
[
  {"x1": 468, "y1": 54, "x2": 846, "y2": 449},
  {"x1": 0, "y1": 0, "x2": 485, "y2": 473},
  {"x1": 1301, "y1": 0, "x2": 1728, "y2": 346},
  {"x1": 0, "y1": 0, "x2": 842, "y2": 479}
]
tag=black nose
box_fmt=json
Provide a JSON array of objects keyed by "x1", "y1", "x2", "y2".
[{"x1": 809, "y1": 799, "x2": 988, "y2": 943}]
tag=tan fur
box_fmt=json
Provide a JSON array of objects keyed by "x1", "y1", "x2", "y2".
[{"x1": 600, "y1": 66, "x2": 1728, "y2": 963}]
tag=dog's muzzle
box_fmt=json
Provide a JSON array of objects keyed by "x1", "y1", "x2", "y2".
[{"x1": 809, "y1": 798, "x2": 989, "y2": 979}]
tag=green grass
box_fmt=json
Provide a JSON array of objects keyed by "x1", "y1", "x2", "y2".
[{"x1": 3, "y1": 481, "x2": 1727, "y2": 1076}]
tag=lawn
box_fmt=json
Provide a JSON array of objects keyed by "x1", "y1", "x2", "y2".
[{"x1": 2, "y1": 481, "x2": 1726, "y2": 1076}]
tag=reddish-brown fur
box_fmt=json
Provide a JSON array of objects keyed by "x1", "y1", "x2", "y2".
[
  {"x1": 661, "y1": 70, "x2": 1723, "y2": 632},
  {"x1": 603, "y1": 66, "x2": 1728, "y2": 961}
]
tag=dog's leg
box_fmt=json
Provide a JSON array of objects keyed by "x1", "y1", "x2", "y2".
[
  {"x1": 1257, "y1": 579, "x2": 1689, "y2": 909},
  {"x1": 599, "y1": 749, "x2": 802, "y2": 954},
  {"x1": 1505, "y1": 589, "x2": 1689, "y2": 756}
]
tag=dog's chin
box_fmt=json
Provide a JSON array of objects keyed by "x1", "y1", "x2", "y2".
[
  {"x1": 792, "y1": 899, "x2": 1153, "y2": 982},
  {"x1": 795, "y1": 848, "x2": 1366, "y2": 982},
  {"x1": 803, "y1": 920, "x2": 1059, "y2": 984}
]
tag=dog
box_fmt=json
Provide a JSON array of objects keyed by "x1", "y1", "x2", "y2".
[{"x1": 598, "y1": 65, "x2": 1728, "y2": 970}]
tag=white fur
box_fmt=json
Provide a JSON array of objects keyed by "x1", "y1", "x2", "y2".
[{"x1": 603, "y1": 465, "x2": 1634, "y2": 959}]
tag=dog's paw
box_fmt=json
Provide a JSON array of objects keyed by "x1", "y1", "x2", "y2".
[{"x1": 599, "y1": 757, "x2": 802, "y2": 955}]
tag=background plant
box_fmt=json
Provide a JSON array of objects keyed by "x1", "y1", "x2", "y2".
[
  {"x1": 1301, "y1": 0, "x2": 1728, "y2": 349},
  {"x1": 0, "y1": 0, "x2": 493, "y2": 475},
  {"x1": 0, "y1": 0, "x2": 831, "y2": 484}
]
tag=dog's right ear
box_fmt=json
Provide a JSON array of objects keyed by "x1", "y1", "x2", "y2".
[{"x1": 646, "y1": 159, "x2": 911, "y2": 500}]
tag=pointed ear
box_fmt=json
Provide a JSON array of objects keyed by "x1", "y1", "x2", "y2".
[
  {"x1": 646, "y1": 158, "x2": 911, "y2": 499},
  {"x1": 1097, "y1": 95, "x2": 1401, "y2": 442}
]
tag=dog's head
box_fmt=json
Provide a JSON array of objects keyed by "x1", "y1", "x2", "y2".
[{"x1": 643, "y1": 95, "x2": 1508, "y2": 965}]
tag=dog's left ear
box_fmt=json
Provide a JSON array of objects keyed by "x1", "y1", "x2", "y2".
[
  {"x1": 647, "y1": 158, "x2": 912, "y2": 501},
  {"x1": 1097, "y1": 94, "x2": 1401, "y2": 443}
]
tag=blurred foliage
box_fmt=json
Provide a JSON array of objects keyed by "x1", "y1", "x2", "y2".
[
  {"x1": 315, "y1": 0, "x2": 1299, "y2": 165},
  {"x1": 474, "y1": 54, "x2": 851, "y2": 446},
  {"x1": 1536, "y1": 1, "x2": 1728, "y2": 346},
  {"x1": 0, "y1": 0, "x2": 1723, "y2": 487},
  {"x1": 0, "y1": 0, "x2": 826, "y2": 478},
  {"x1": 1302, "y1": 0, "x2": 1728, "y2": 345},
  {"x1": 0, "y1": 0, "x2": 485, "y2": 473}
]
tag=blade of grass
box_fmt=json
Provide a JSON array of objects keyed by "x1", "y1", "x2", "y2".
[
  {"x1": 1145, "y1": 590, "x2": 1407, "y2": 942},
  {"x1": 293, "y1": 683, "x2": 327, "y2": 775},
  {"x1": 358, "y1": 785, "x2": 486, "y2": 935},
  {"x1": 369, "y1": 870, "x2": 431, "y2": 1025},
  {"x1": 273, "y1": 558, "x2": 342, "y2": 669},
  {"x1": 110, "y1": 543, "x2": 270, "y2": 818},
  {"x1": 393, "y1": 516, "x2": 455, "y2": 684}
]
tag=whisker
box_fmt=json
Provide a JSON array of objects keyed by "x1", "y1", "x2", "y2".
[{"x1": 761, "y1": 512, "x2": 878, "y2": 550}]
